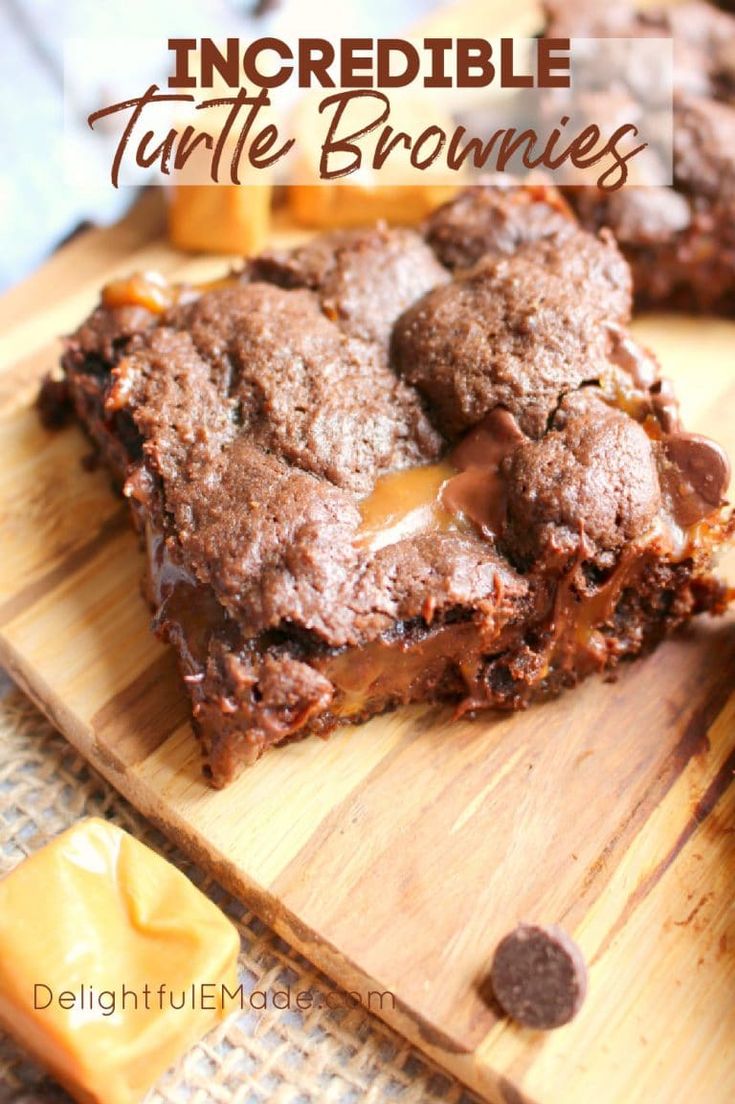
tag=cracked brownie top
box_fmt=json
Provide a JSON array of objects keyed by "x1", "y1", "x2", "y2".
[{"x1": 62, "y1": 186, "x2": 731, "y2": 658}]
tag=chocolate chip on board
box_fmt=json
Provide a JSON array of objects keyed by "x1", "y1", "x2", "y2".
[{"x1": 490, "y1": 923, "x2": 588, "y2": 1029}]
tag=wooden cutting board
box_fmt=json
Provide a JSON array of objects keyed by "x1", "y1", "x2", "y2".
[{"x1": 0, "y1": 191, "x2": 734, "y2": 1104}]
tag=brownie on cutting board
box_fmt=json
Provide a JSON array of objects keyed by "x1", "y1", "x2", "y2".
[{"x1": 43, "y1": 184, "x2": 733, "y2": 786}]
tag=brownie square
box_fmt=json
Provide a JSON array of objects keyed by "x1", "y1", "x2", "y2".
[{"x1": 45, "y1": 185, "x2": 733, "y2": 786}]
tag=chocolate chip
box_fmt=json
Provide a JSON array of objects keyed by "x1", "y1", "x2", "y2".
[
  {"x1": 450, "y1": 407, "x2": 526, "y2": 472},
  {"x1": 663, "y1": 432, "x2": 731, "y2": 526},
  {"x1": 650, "y1": 378, "x2": 680, "y2": 434},
  {"x1": 440, "y1": 408, "x2": 527, "y2": 538},
  {"x1": 606, "y1": 323, "x2": 658, "y2": 389},
  {"x1": 441, "y1": 467, "x2": 508, "y2": 539},
  {"x1": 490, "y1": 923, "x2": 588, "y2": 1029},
  {"x1": 36, "y1": 374, "x2": 72, "y2": 430}
]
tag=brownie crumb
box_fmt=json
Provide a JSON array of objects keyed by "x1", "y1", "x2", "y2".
[{"x1": 36, "y1": 374, "x2": 72, "y2": 429}]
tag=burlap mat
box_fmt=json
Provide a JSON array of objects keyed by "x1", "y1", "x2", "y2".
[{"x1": 0, "y1": 689, "x2": 479, "y2": 1104}]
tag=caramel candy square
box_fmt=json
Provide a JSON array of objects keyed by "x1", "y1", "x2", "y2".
[
  {"x1": 0, "y1": 818, "x2": 240, "y2": 1104},
  {"x1": 168, "y1": 183, "x2": 272, "y2": 255}
]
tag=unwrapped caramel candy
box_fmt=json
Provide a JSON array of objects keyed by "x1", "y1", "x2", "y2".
[
  {"x1": 168, "y1": 183, "x2": 272, "y2": 254},
  {"x1": 289, "y1": 182, "x2": 459, "y2": 228},
  {"x1": 0, "y1": 818, "x2": 240, "y2": 1104}
]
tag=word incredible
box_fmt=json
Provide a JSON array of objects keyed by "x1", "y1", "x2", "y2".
[
  {"x1": 87, "y1": 36, "x2": 648, "y2": 191},
  {"x1": 166, "y1": 36, "x2": 572, "y2": 90}
]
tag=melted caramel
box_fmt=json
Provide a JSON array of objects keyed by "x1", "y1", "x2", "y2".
[
  {"x1": 323, "y1": 615, "x2": 517, "y2": 720},
  {"x1": 355, "y1": 461, "x2": 458, "y2": 552},
  {"x1": 102, "y1": 271, "x2": 177, "y2": 314},
  {"x1": 101, "y1": 271, "x2": 237, "y2": 315},
  {"x1": 355, "y1": 410, "x2": 527, "y2": 553}
]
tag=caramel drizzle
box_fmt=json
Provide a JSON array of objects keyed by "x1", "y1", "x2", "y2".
[{"x1": 355, "y1": 461, "x2": 459, "y2": 553}]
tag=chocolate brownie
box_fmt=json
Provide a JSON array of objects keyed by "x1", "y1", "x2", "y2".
[
  {"x1": 544, "y1": 0, "x2": 735, "y2": 313},
  {"x1": 43, "y1": 187, "x2": 733, "y2": 786}
]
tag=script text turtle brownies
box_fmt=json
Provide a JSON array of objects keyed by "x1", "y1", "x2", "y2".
[{"x1": 44, "y1": 185, "x2": 733, "y2": 785}]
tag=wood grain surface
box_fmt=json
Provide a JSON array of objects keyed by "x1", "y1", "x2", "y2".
[{"x1": 0, "y1": 188, "x2": 733, "y2": 1104}]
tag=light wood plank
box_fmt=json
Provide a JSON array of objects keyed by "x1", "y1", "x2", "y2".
[{"x1": 0, "y1": 182, "x2": 733, "y2": 1104}]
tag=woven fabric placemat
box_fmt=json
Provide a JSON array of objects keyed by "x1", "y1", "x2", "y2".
[{"x1": 0, "y1": 688, "x2": 480, "y2": 1104}]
